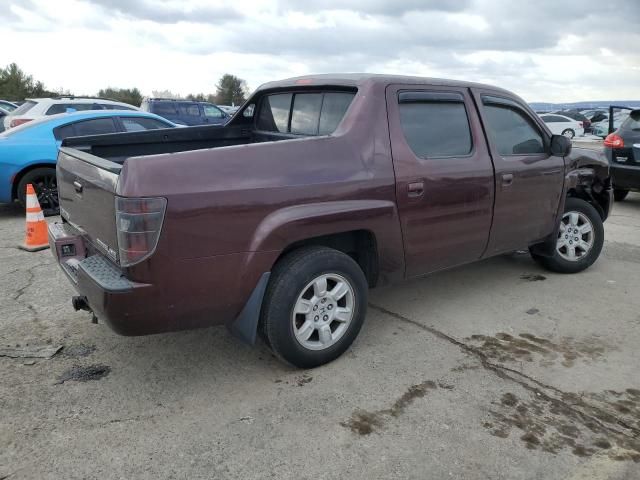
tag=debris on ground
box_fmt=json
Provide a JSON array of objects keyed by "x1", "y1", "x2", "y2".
[{"x1": 0, "y1": 344, "x2": 62, "y2": 359}]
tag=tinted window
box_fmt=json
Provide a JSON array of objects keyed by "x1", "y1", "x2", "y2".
[
  {"x1": 152, "y1": 103, "x2": 177, "y2": 115},
  {"x1": 12, "y1": 101, "x2": 36, "y2": 115},
  {"x1": 71, "y1": 118, "x2": 117, "y2": 136},
  {"x1": 483, "y1": 104, "x2": 545, "y2": 155},
  {"x1": 46, "y1": 103, "x2": 97, "y2": 115},
  {"x1": 257, "y1": 93, "x2": 292, "y2": 132},
  {"x1": 120, "y1": 117, "x2": 170, "y2": 132},
  {"x1": 53, "y1": 124, "x2": 76, "y2": 141},
  {"x1": 319, "y1": 92, "x2": 354, "y2": 135},
  {"x1": 291, "y1": 93, "x2": 322, "y2": 135},
  {"x1": 178, "y1": 103, "x2": 201, "y2": 117},
  {"x1": 540, "y1": 115, "x2": 555, "y2": 122},
  {"x1": 203, "y1": 104, "x2": 225, "y2": 118},
  {"x1": 621, "y1": 112, "x2": 640, "y2": 131},
  {"x1": 399, "y1": 100, "x2": 472, "y2": 157}
]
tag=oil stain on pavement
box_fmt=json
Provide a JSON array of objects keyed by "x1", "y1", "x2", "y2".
[
  {"x1": 56, "y1": 364, "x2": 111, "y2": 384},
  {"x1": 341, "y1": 381, "x2": 439, "y2": 435},
  {"x1": 466, "y1": 332, "x2": 610, "y2": 367},
  {"x1": 484, "y1": 389, "x2": 640, "y2": 462}
]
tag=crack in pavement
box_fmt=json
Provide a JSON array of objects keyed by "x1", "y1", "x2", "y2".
[
  {"x1": 368, "y1": 303, "x2": 640, "y2": 440},
  {"x1": 10, "y1": 262, "x2": 56, "y2": 319}
]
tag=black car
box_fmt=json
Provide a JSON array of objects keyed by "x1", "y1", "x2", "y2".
[{"x1": 604, "y1": 109, "x2": 640, "y2": 201}]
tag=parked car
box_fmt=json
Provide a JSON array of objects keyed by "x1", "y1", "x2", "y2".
[
  {"x1": 3, "y1": 96, "x2": 139, "y2": 130},
  {"x1": 0, "y1": 108, "x2": 7, "y2": 133},
  {"x1": 592, "y1": 110, "x2": 631, "y2": 137},
  {"x1": 603, "y1": 109, "x2": 640, "y2": 201},
  {"x1": 0, "y1": 100, "x2": 18, "y2": 112},
  {"x1": 140, "y1": 98, "x2": 229, "y2": 126},
  {"x1": 0, "y1": 110, "x2": 176, "y2": 215},
  {"x1": 552, "y1": 110, "x2": 590, "y2": 134},
  {"x1": 539, "y1": 113, "x2": 585, "y2": 138},
  {"x1": 50, "y1": 74, "x2": 612, "y2": 368}
]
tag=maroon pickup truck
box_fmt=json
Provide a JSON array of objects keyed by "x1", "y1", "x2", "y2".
[{"x1": 49, "y1": 74, "x2": 612, "y2": 368}]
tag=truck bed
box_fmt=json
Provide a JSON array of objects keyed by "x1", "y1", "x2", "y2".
[{"x1": 62, "y1": 123, "x2": 255, "y2": 163}]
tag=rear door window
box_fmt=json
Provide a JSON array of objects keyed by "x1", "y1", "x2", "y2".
[
  {"x1": 398, "y1": 92, "x2": 472, "y2": 158},
  {"x1": 482, "y1": 101, "x2": 545, "y2": 155},
  {"x1": 152, "y1": 102, "x2": 177, "y2": 116},
  {"x1": 46, "y1": 103, "x2": 97, "y2": 115},
  {"x1": 178, "y1": 103, "x2": 201, "y2": 117}
]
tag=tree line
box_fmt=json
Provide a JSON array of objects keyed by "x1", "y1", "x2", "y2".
[{"x1": 0, "y1": 63, "x2": 249, "y2": 107}]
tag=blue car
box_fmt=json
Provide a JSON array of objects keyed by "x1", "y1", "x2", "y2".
[{"x1": 0, "y1": 110, "x2": 176, "y2": 214}]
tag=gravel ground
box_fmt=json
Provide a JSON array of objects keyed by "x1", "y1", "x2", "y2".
[{"x1": 1, "y1": 194, "x2": 639, "y2": 480}]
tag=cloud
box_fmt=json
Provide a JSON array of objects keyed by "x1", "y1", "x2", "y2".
[
  {"x1": 277, "y1": 0, "x2": 472, "y2": 16},
  {"x1": 84, "y1": 0, "x2": 242, "y2": 24}
]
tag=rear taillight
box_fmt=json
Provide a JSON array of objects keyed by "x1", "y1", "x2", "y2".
[
  {"x1": 115, "y1": 196, "x2": 167, "y2": 267},
  {"x1": 603, "y1": 133, "x2": 624, "y2": 148},
  {"x1": 10, "y1": 118, "x2": 32, "y2": 128}
]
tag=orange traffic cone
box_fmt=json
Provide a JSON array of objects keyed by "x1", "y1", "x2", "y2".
[{"x1": 19, "y1": 184, "x2": 50, "y2": 252}]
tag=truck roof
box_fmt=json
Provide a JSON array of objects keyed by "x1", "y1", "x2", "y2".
[{"x1": 257, "y1": 73, "x2": 516, "y2": 96}]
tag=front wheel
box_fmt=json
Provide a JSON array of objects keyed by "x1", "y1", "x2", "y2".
[
  {"x1": 531, "y1": 197, "x2": 604, "y2": 274},
  {"x1": 260, "y1": 246, "x2": 368, "y2": 368}
]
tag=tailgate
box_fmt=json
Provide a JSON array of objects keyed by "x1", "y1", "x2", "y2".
[{"x1": 57, "y1": 147, "x2": 121, "y2": 262}]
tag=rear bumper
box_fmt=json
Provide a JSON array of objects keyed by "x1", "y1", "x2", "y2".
[
  {"x1": 48, "y1": 222, "x2": 277, "y2": 336},
  {"x1": 610, "y1": 164, "x2": 640, "y2": 190}
]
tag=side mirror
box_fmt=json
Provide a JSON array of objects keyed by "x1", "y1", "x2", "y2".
[{"x1": 550, "y1": 134, "x2": 572, "y2": 157}]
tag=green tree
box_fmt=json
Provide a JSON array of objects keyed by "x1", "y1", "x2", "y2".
[
  {"x1": 97, "y1": 87, "x2": 143, "y2": 107},
  {"x1": 186, "y1": 93, "x2": 207, "y2": 102},
  {"x1": 214, "y1": 74, "x2": 248, "y2": 105},
  {"x1": 0, "y1": 63, "x2": 58, "y2": 100}
]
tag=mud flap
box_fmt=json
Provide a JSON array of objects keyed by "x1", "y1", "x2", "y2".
[{"x1": 228, "y1": 272, "x2": 270, "y2": 345}]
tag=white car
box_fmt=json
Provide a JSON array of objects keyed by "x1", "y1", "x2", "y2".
[
  {"x1": 3, "y1": 97, "x2": 139, "y2": 129},
  {"x1": 539, "y1": 113, "x2": 584, "y2": 139}
]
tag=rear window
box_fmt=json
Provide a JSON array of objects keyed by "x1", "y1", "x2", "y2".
[
  {"x1": 120, "y1": 116, "x2": 171, "y2": 132},
  {"x1": 256, "y1": 91, "x2": 355, "y2": 135},
  {"x1": 101, "y1": 104, "x2": 136, "y2": 110},
  {"x1": 622, "y1": 112, "x2": 640, "y2": 131},
  {"x1": 11, "y1": 100, "x2": 36, "y2": 115}
]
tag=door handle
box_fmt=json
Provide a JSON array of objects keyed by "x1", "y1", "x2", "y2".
[
  {"x1": 407, "y1": 181, "x2": 425, "y2": 198},
  {"x1": 501, "y1": 173, "x2": 513, "y2": 187},
  {"x1": 73, "y1": 180, "x2": 83, "y2": 194}
]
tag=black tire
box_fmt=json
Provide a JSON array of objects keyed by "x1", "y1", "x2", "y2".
[
  {"x1": 614, "y1": 189, "x2": 629, "y2": 202},
  {"x1": 260, "y1": 246, "x2": 368, "y2": 368},
  {"x1": 561, "y1": 129, "x2": 575, "y2": 139},
  {"x1": 531, "y1": 198, "x2": 604, "y2": 274},
  {"x1": 16, "y1": 167, "x2": 59, "y2": 216}
]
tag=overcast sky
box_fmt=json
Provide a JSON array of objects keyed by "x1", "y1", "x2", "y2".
[{"x1": 1, "y1": 0, "x2": 638, "y2": 102}]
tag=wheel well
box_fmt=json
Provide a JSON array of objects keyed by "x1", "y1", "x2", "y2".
[
  {"x1": 278, "y1": 230, "x2": 379, "y2": 288},
  {"x1": 11, "y1": 163, "x2": 56, "y2": 200},
  {"x1": 567, "y1": 187, "x2": 605, "y2": 220}
]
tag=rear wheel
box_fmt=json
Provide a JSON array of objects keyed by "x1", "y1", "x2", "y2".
[
  {"x1": 530, "y1": 197, "x2": 603, "y2": 274},
  {"x1": 561, "y1": 128, "x2": 575, "y2": 139},
  {"x1": 16, "y1": 167, "x2": 59, "y2": 216},
  {"x1": 260, "y1": 246, "x2": 368, "y2": 368},
  {"x1": 614, "y1": 188, "x2": 629, "y2": 202}
]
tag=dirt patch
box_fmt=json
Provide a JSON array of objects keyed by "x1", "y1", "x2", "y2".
[
  {"x1": 342, "y1": 381, "x2": 438, "y2": 435},
  {"x1": 484, "y1": 389, "x2": 640, "y2": 462},
  {"x1": 466, "y1": 332, "x2": 611, "y2": 367},
  {"x1": 56, "y1": 365, "x2": 111, "y2": 384},
  {"x1": 296, "y1": 374, "x2": 312, "y2": 387},
  {"x1": 526, "y1": 308, "x2": 540, "y2": 315},
  {"x1": 520, "y1": 274, "x2": 546, "y2": 281}
]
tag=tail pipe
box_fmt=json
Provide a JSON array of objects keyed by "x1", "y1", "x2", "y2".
[{"x1": 72, "y1": 296, "x2": 98, "y2": 324}]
